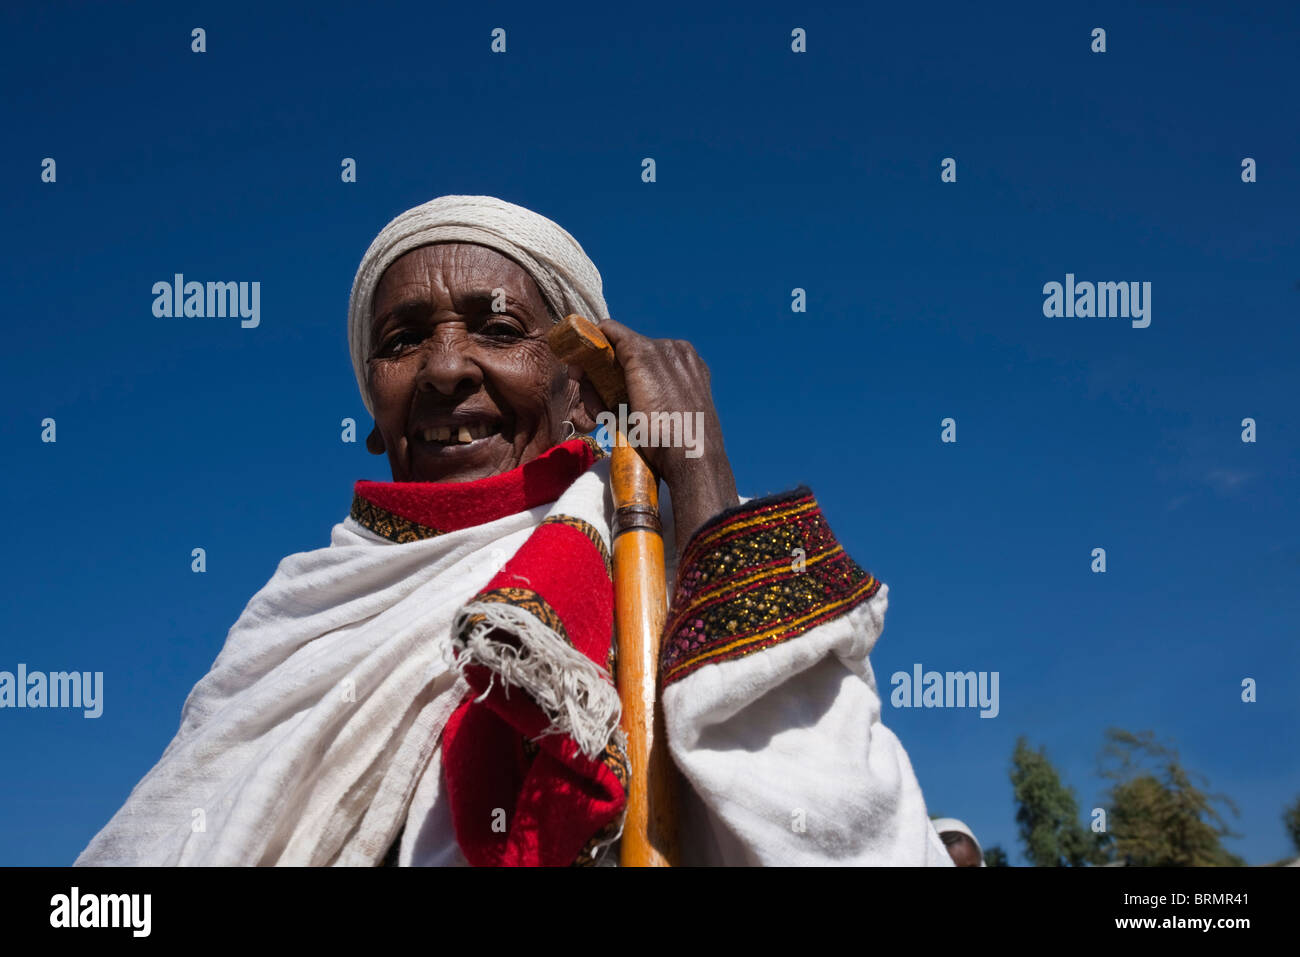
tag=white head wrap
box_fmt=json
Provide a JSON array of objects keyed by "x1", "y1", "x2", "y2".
[
  {"x1": 932, "y1": 817, "x2": 987, "y2": 866},
  {"x1": 347, "y1": 194, "x2": 610, "y2": 415}
]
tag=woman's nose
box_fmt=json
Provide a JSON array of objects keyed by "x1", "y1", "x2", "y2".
[{"x1": 413, "y1": 328, "x2": 483, "y2": 396}]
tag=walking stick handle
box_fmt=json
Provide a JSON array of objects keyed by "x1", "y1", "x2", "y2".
[
  {"x1": 547, "y1": 314, "x2": 678, "y2": 868},
  {"x1": 547, "y1": 315, "x2": 629, "y2": 410}
]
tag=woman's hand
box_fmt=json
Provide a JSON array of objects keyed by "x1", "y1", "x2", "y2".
[{"x1": 570, "y1": 319, "x2": 739, "y2": 556}]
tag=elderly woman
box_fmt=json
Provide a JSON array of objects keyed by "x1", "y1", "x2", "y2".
[{"x1": 77, "y1": 196, "x2": 951, "y2": 867}]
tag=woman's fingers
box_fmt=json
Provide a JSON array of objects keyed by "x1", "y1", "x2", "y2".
[
  {"x1": 593, "y1": 318, "x2": 657, "y2": 375},
  {"x1": 589, "y1": 317, "x2": 738, "y2": 550},
  {"x1": 593, "y1": 317, "x2": 635, "y2": 349},
  {"x1": 598, "y1": 319, "x2": 707, "y2": 398}
]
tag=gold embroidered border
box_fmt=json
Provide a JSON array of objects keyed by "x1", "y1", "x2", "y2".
[
  {"x1": 349, "y1": 494, "x2": 443, "y2": 543},
  {"x1": 458, "y1": 586, "x2": 571, "y2": 646}
]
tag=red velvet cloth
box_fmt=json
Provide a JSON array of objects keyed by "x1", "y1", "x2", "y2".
[{"x1": 354, "y1": 437, "x2": 600, "y2": 534}]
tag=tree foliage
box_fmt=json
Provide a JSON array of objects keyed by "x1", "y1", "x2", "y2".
[
  {"x1": 1283, "y1": 795, "x2": 1300, "y2": 856},
  {"x1": 983, "y1": 844, "x2": 1010, "y2": 867},
  {"x1": 1099, "y1": 728, "x2": 1243, "y2": 867},
  {"x1": 1010, "y1": 736, "x2": 1107, "y2": 866}
]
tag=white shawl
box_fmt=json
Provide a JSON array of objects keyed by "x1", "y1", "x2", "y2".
[{"x1": 76, "y1": 462, "x2": 612, "y2": 866}]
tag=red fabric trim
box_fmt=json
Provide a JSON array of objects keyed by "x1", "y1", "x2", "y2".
[
  {"x1": 438, "y1": 455, "x2": 624, "y2": 866},
  {"x1": 442, "y1": 667, "x2": 624, "y2": 867},
  {"x1": 353, "y1": 437, "x2": 598, "y2": 535},
  {"x1": 481, "y1": 521, "x2": 614, "y2": 662}
]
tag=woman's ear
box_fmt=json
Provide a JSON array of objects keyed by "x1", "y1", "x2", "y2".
[
  {"x1": 564, "y1": 366, "x2": 606, "y2": 433},
  {"x1": 365, "y1": 426, "x2": 386, "y2": 455}
]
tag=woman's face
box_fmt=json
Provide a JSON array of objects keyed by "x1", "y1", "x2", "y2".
[
  {"x1": 942, "y1": 833, "x2": 983, "y2": 867},
  {"x1": 366, "y1": 243, "x2": 582, "y2": 483}
]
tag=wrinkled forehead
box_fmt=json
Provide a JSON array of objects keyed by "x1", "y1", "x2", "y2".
[{"x1": 371, "y1": 242, "x2": 558, "y2": 323}]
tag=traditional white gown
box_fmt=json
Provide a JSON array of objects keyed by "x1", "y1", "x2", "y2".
[{"x1": 75, "y1": 444, "x2": 952, "y2": 867}]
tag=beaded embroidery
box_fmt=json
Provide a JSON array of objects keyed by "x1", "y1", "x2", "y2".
[{"x1": 659, "y1": 489, "x2": 881, "y2": 686}]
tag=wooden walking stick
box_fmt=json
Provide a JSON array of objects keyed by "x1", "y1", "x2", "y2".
[{"x1": 548, "y1": 314, "x2": 678, "y2": 867}]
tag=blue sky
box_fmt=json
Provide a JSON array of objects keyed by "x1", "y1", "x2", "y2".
[{"x1": 1, "y1": 0, "x2": 1296, "y2": 865}]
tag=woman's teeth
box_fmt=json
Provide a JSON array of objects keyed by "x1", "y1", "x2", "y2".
[{"x1": 421, "y1": 424, "x2": 494, "y2": 444}]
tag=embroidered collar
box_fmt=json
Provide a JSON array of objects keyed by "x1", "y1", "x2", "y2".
[{"x1": 350, "y1": 436, "x2": 604, "y2": 543}]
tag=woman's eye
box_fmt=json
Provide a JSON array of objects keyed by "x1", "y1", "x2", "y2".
[
  {"x1": 479, "y1": 320, "x2": 525, "y2": 339},
  {"x1": 381, "y1": 330, "x2": 424, "y2": 353}
]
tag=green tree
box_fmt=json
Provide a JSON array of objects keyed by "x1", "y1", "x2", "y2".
[
  {"x1": 983, "y1": 844, "x2": 1010, "y2": 867},
  {"x1": 1011, "y1": 736, "x2": 1108, "y2": 866},
  {"x1": 1283, "y1": 795, "x2": 1300, "y2": 856},
  {"x1": 1099, "y1": 728, "x2": 1243, "y2": 867}
]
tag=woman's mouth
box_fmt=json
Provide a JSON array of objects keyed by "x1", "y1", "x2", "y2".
[
  {"x1": 420, "y1": 423, "x2": 493, "y2": 444},
  {"x1": 412, "y1": 420, "x2": 504, "y2": 453}
]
